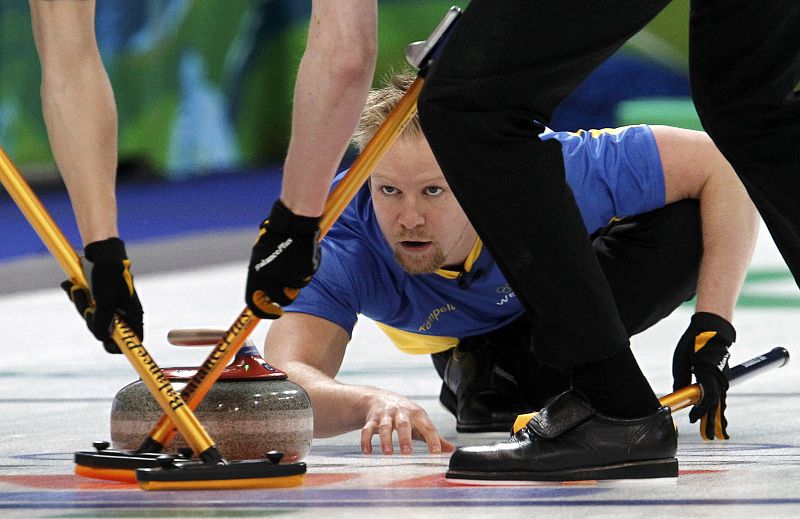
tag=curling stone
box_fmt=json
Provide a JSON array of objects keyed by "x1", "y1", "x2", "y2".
[{"x1": 110, "y1": 329, "x2": 313, "y2": 461}]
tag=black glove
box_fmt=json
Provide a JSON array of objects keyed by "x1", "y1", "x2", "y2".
[
  {"x1": 245, "y1": 199, "x2": 321, "y2": 318},
  {"x1": 672, "y1": 312, "x2": 735, "y2": 440},
  {"x1": 60, "y1": 238, "x2": 144, "y2": 354}
]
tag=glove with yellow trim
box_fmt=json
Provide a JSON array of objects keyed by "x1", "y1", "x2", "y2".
[
  {"x1": 60, "y1": 238, "x2": 144, "y2": 354},
  {"x1": 672, "y1": 312, "x2": 735, "y2": 440},
  {"x1": 245, "y1": 199, "x2": 321, "y2": 318}
]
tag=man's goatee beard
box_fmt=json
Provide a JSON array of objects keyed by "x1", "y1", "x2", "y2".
[{"x1": 394, "y1": 246, "x2": 446, "y2": 274}]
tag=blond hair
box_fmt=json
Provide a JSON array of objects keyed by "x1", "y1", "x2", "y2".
[{"x1": 352, "y1": 69, "x2": 421, "y2": 151}]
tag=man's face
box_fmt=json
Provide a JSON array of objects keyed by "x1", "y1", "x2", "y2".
[{"x1": 371, "y1": 135, "x2": 477, "y2": 274}]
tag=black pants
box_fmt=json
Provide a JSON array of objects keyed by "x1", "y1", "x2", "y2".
[
  {"x1": 418, "y1": 0, "x2": 672, "y2": 369},
  {"x1": 690, "y1": 2, "x2": 800, "y2": 284},
  {"x1": 418, "y1": 0, "x2": 799, "y2": 370},
  {"x1": 433, "y1": 200, "x2": 702, "y2": 406}
]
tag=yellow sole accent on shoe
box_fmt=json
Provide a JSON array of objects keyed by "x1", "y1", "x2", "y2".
[{"x1": 513, "y1": 412, "x2": 538, "y2": 434}]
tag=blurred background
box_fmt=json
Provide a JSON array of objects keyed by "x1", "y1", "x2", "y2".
[
  {"x1": 1, "y1": 0, "x2": 696, "y2": 181},
  {"x1": 1, "y1": 0, "x2": 698, "y2": 281}
]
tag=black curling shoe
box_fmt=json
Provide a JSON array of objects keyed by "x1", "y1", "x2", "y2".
[
  {"x1": 446, "y1": 391, "x2": 678, "y2": 482},
  {"x1": 433, "y1": 336, "x2": 532, "y2": 433},
  {"x1": 438, "y1": 383, "x2": 528, "y2": 433}
]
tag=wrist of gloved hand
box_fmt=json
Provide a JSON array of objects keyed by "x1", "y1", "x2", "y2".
[
  {"x1": 84, "y1": 236, "x2": 128, "y2": 265},
  {"x1": 262, "y1": 199, "x2": 321, "y2": 236},
  {"x1": 688, "y1": 312, "x2": 736, "y2": 348}
]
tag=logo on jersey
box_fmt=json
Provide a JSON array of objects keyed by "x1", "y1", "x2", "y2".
[
  {"x1": 496, "y1": 284, "x2": 516, "y2": 305},
  {"x1": 418, "y1": 303, "x2": 457, "y2": 332}
]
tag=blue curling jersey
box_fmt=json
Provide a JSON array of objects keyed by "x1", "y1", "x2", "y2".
[{"x1": 286, "y1": 125, "x2": 665, "y2": 355}]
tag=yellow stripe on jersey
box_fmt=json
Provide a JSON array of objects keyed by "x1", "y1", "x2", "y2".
[
  {"x1": 374, "y1": 238, "x2": 481, "y2": 354},
  {"x1": 434, "y1": 238, "x2": 483, "y2": 279},
  {"x1": 568, "y1": 127, "x2": 629, "y2": 138},
  {"x1": 375, "y1": 322, "x2": 458, "y2": 355}
]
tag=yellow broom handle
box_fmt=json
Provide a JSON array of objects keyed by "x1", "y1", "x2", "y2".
[
  {"x1": 321, "y1": 77, "x2": 423, "y2": 233},
  {"x1": 0, "y1": 148, "x2": 81, "y2": 281},
  {"x1": 659, "y1": 384, "x2": 701, "y2": 412},
  {"x1": 0, "y1": 146, "x2": 216, "y2": 455}
]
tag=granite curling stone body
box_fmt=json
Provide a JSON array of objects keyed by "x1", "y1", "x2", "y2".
[{"x1": 110, "y1": 330, "x2": 313, "y2": 461}]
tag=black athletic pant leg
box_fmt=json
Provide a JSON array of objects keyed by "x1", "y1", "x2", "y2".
[
  {"x1": 418, "y1": 0, "x2": 670, "y2": 369},
  {"x1": 690, "y1": 0, "x2": 800, "y2": 284},
  {"x1": 594, "y1": 200, "x2": 702, "y2": 337},
  {"x1": 440, "y1": 200, "x2": 702, "y2": 406}
]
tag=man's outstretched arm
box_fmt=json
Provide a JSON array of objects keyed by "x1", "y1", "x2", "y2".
[
  {"x1": 265, "y1": 312, "x2": 454, "y2": 454},
  {"x1": 656, "y1": 125, "x2": 758, "y2": 322},
  {"x1": 655, "y1": 125, "x2": 758, "y2": 439}
]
